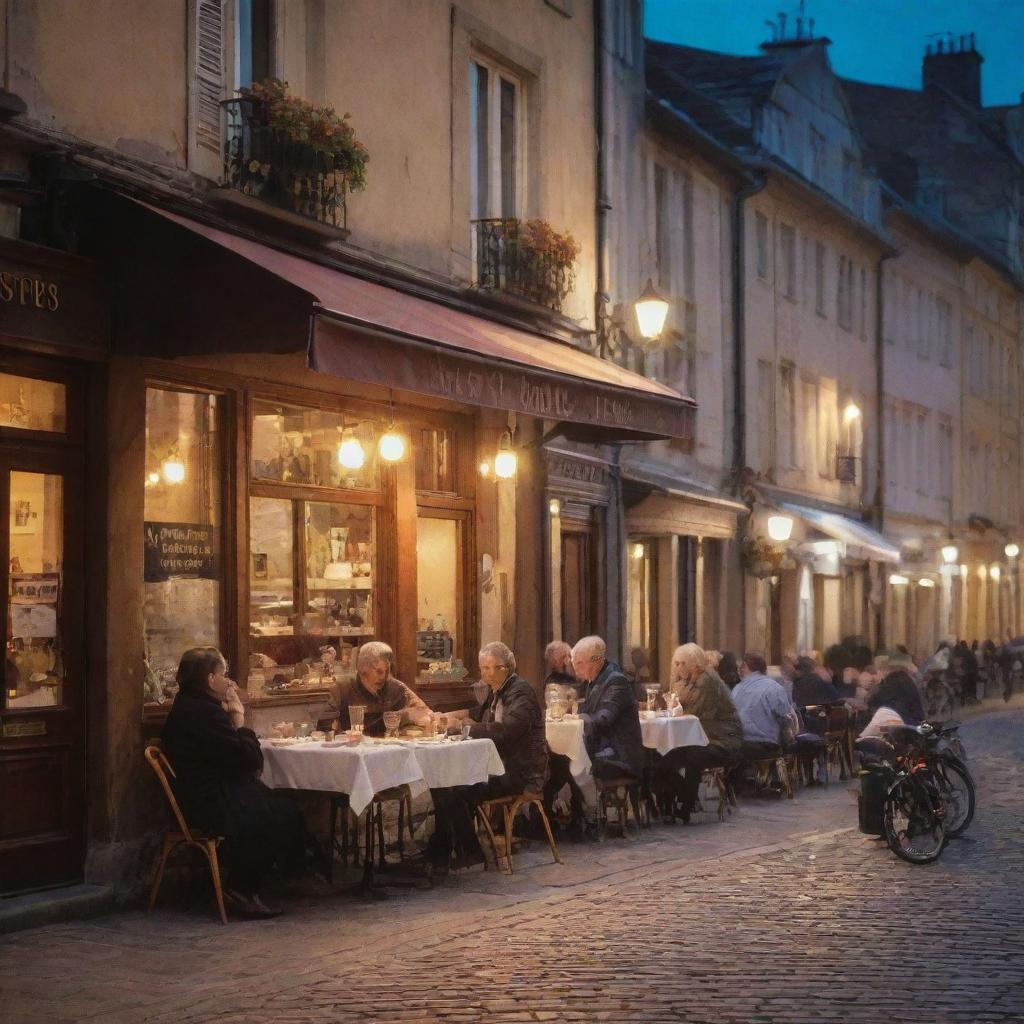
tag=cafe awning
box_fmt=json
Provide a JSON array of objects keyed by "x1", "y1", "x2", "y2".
[
  {"x1": 779, "y1": 501, "x2": 901, "y2": 563},
  {"x1": 137, "y1": 204, "x2": 694, "y2": 442}
]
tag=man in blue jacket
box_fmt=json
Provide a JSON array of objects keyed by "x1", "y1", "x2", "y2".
[{"x1": 572, "y1": 635, "x2": 645, "y2": 783}]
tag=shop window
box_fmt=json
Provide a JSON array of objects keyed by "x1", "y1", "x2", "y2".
[
  {"x1": 626, "y1": 538, "x2": 658, "y2": 684},
  {"x1": 248, "y1": 495, "x2": 376, "y2": 696},
  {"x1": 6, "y1": 471, "x2": 64, "y2": 708},
  {"x1": 415, "y1": 426, "x2": 455, "y2": 493},
  {"x1": 415, "y1": 512, "x2": 468, "y2": 683},
  {"x1": 143, "y1": 387, "x2": 223, "y2": 704},
  {"x1": 0, "y1": 372, "x2": 66, "y2": 432},
  {"x1": 251, "y1": 399, "x2": 379, "y2": 491}
]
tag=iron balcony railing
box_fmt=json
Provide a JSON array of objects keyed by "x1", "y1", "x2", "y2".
[
  {"x1": 472, "y1": 218, "x2": 574, "y2": 313},
  {"x1": 221, "y1": 97, "x2": 348, "y2": 231}
]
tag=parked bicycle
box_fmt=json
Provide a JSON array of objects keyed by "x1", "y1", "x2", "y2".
[{"x1": 922, "y1": 721, "x2": 974, "y2": 838}]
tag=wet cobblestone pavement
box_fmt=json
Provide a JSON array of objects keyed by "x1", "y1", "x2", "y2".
[{"x1": 3, "y1": 709, "x2": 1023, "y2": 1023}]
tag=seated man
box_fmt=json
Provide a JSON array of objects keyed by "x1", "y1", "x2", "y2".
[
  {"x1": 323, "y1": 641, "x2": 431, "y2": 736},
  {"x1": 653, "y1": 642, "x2": 743, "y2": 822},
  {"x1": 429, "y1": 641, "x2": 547, "y2": 869},
  {"x1": 731, "y1": 651, "x2": 795, "y2": 761},
  {"x1": 542, "y1": 640, "x2": 586, "y2": 832},
  {"x1": 573, "y1": 635, "x2": 645, "y2": 783}
]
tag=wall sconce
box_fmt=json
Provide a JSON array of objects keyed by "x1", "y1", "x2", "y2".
[
  {"x1": 990, "y1": 564, "x2": 1001, "y2": 581},
  {"x1": 842, "y1": 402, "x2": 861, "y2": 424},
  {"x1": 634, "y1": 278, "x2": 670, "y2": 341},
  {"x1": 766, "y1": 514, "x2": 794, "y2": 542},
  {"x1": 493, "y1": 429, "x2": 518, "y2": 479},
  {"x1": 941, "y1": 543, "x2": 959, "y2": 564},
  {"x1": 1006, "y1": 542, "x2": 1020, "y2": 558},
  {"x1": 377, "y1": 430, "x2": 406, "y2": 463},
  {"x1": 549, "y1": 498, "x2": 560, "y2": 517},
  {"x1": 918, "y1": 577, "x2": 936, "y2": 589},
  {"x1": 161, "y1": 446, "x2": 186, "y2": 484},
  {"x1": 631, "y1": 542, "x2": 645, "y2": 560},
  {"x1": 338, "y1": 434, "x2": 366, "y2": 470},
  {"x1": 888, "y1": 574, "x2": 909, "y2": 585}
]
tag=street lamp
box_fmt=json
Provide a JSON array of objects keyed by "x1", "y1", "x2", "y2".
[
  {"x1": 1006, "y1": 542, "x2": 1020, "y2": 558},
  {"x1": 941, "y1": 543, "x2": 959, "y2": 564},
  {"x1": 493, "y1": 429, "x2": 518, "y2": 479},
  {"x1": 767, "y1": 514, "x2": 794, "y2": 542},
  {"x1": 634, "y1": 278, "x2": 670, "y2": 341}
]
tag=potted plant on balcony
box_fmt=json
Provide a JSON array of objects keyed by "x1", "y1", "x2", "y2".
[{"x1": 223, "y1": 79, "x2": 368, "y2": 231}]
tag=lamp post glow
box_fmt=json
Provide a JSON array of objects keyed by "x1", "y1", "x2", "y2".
[
  {"x1": 941, "y1": 544, "x2": 959, "y2": 564},
  {"x1": 1006, "y1": 542, "x2": 1020, "y2": 558},
  {"x1": 338, "y1": 437, "x2": 366, "y2": 470},
  {"x1": 766, "y1": 515, "x2": 794, "y2": 542},
  {"x1": 634, "y1": 278, "x2": 670, "y2": 340}
]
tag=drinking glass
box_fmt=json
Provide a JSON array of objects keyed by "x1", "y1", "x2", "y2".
[
  {"x1": 382, "y1": 710, "x2": 401, "y2": 738},
  {"x1": 645, "y1": 686, "x2": 660, "y2": 713},
  {"x1": 349, "y1": 704, "x2": 366, "y2": 734},
  {"x1": 461, "y1": 723, "x2": 472, "y2": 740},
  {"x1": 436, "y1": 714, "x2": 449, "y2": 737}
]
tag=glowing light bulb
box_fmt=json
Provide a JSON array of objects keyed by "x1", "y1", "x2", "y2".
[
  {"x1": 338, "y1": 437, "x2": 366, "y2": 470},
  {"x1": 888, "y1": 574, "x2": 909, "y2": 586},
  {"x1": 147, "y1": 471, "x2": 161, "y2": 485},
  {"x1": 990, "y1": 564, "x2": 1001, "y2": 581},
  {"x1": 494, "y1": 449, "x2": 518, "y2": 479},
  {"x1": 766, "y1": 515, "x2": 794, "y2": 542},
  {"x1": 632, "y1": 543, "x2": 645, "y2": 560},
  {"x1": 377, "y1": 431, "x2": 406, "y2": 462},
  {"x1": 161, "y1": 458, "x2": 185, "y2": 484},
  {"x1": 634, "y1": 278, "x2": 670, "y2": 339},
  {"x1": 941, "y1": 544, "x2": 958, "y2": 564},
  {"x1": 549, "y1": 499, "x2": 561, "y2": 517},
  {"x1": 1005, "y1": 542, "x2": 1019, "y2": 558}
]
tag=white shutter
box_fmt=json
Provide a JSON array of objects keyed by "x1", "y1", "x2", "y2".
[{"x1": 189, "y1": 0, "x2": 226, "y2": 178}]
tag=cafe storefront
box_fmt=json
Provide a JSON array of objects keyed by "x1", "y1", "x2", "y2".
[{"x1": 75, "y1": 195, "x2": 694, "y2": 888}]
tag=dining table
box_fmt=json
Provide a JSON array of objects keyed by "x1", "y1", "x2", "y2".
[{"x1": 259, "y1": 735, "x2": 505, "y2": 889}]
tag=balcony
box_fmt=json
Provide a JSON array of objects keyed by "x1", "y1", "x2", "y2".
[
  {"x1": 472, "y1": 218, "x2": 578, "y2": 313},
  {"x1": 220, "y1": 93, "x2": 360, "y2": 236}
]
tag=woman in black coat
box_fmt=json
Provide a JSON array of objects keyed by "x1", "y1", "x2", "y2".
[{"x1": 161, "y1": 647, "x2": 305, "y2": 916}]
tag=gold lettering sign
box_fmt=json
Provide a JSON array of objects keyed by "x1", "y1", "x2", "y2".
[
  {"x1": 0, "y1": 272, "x2": 60, "y2": 312},
  {"x1": 2, "y1": 719, "x2": 47, "y2": 738}
]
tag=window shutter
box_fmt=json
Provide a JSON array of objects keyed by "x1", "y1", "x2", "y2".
[{"x1": 189, "y1": 0, "x2": 226, "y2": 177}]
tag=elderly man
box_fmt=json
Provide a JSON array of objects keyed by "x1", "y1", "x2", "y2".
[
  {"x1": 573, "y1": 635, "x2": 645, "y2": 782},
  {"x1": 544, "y1": 640, "x2": 584, "y2": 701},
  {"x1": 429, "y1": 641, "x2": 547, "y2": 871},
  {"x1": 653, "y1": 643, "x2": 743, "y2": 823},
  {"x1": 324, "y1": 641, "x2": 430, "y2": 736},
  {"x1": 731, "y1": 651, "x2": 795, "y2": 760}
]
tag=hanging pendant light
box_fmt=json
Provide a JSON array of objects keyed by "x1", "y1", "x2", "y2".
[
  {"x1": 161, "y1": 446, "x2": 186, "y2": 484},
  {"x1": 634, "y1": 278, "x2": 670, "y2": 340},
  {"x1": 378, "y1": 430, "x2": 406, "y2": 462},
  {"x1": 338, "y1": 433, "x2": 366, "y2": 470},
  {"x1": 494, "y1": 429, "x2": 518, "y2": 479}
]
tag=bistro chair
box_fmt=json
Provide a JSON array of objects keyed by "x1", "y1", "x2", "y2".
[
  {"x1": 327, "y1": 785, "x2": 415, "y2": 880},
  {"x1": 750, "y1": 754, "x2": 794, "y2": 799},
  {"x1": 475, "y1": 792, "x2": 562, "y2": 874},
  {"x1": 822, "y1": 703, "x2": 854, "y2": 780},
  {"x1": 595, "y1": 776, "x2": 646, "y2": 837},
  {"x1": 144, "y1": 743, "x2": 228, "y2": 925},
  {"x1": 694, "y1": 767, "x2": 737, "y2": 822}
]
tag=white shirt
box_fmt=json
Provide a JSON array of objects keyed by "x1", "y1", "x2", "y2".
[{"x1": 858, "y1": 705, "x2": 904, "y2": 740}]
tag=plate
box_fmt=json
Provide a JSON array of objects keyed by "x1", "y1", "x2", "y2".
[
  {"x1": 268, "y1": 737, "x2": 297, "y2": 746},
  {"x1": 321, "y1": 740, "x2": 351, "y2": 747}
]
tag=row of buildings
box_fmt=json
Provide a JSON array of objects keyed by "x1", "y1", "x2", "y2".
[{"x1": 0, "y1": 1, "x2": 1020, "y2": 896}]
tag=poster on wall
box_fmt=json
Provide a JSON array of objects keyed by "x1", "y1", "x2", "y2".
[
  {"x1": 9, "y1": 572, "x2": 60, "y2": 639},
  {"x1": 10, "y1": 572, "x2": 60, "y2": 604},
  {"x1": 144, "y1": 522, "x2": 219, "y2": 582},
  {"x1": 12, "y1": 603, "x2": 57, "y2": 638}
]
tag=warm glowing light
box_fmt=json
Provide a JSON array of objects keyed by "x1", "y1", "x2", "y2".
[
  {"x1": 766, "y1": 515, "x2": 794, "y2": 542},
  {"x1": 941, "y1": 544, "x2": 959, "y2": 564},
  {"x1": 990, "y1": 564, "x2": 1001, "y2": 581},
  {"x1": 1006, "y1": 542, "x2": 1020, "y2": 558},
  {"x1": 634, "y1": 278, "x2": 670, "y2": 340},
  {"x1": 479, "y1": 460, "x2": 491, "y2": 477},
  {"x1": 494, "y1": 450, "x2": 518, "y2": 479},
  {"x1": 978, "y1": 565, "x2": 988, "y2": 580},
  {"x1": 842, "y1": 402, "x2": 862, "y2": 424},
  {"x1": 959, "y1": 564, "x2": 968, "y2": 578},
  {"x1": 161, "y1": 458, "x2": 186, "y2": 484},
  {"x1": 889, "y1": 574, "x2": 909, "y2": 585},
  {"x1": 632, "y1": 542, "x2": 645, "y2": 560},
  {"x1": 147, "y1": 471, "x2": 161, "y2": 485},
  {"x1": 549, "y1": 499, "x2": 561, "y2": 517},
  {"x1": 918, "y1": 578, "x2": 936, "y2": 588},
  {"x1": 338, "y1": 437, "x2": 366, "y2": 470},
  {"x1": 377, "y1": 431, "x2": 406, "y2": 462}
]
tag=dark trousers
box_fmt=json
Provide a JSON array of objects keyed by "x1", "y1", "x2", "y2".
[
  {"x1": 544, "y1": 753, "x2": 585, "y2": 825},
  {"x1": 427, "y1": 775, "x2": 530, "y2": 865},
  {"x1": 653, "y1": 743, "x2": 735, "y2": 813}
]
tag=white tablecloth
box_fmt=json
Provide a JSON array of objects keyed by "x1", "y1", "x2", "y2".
[
  {"x1": 639, "y1": 714, "x2": 709, "y2": 755},
  {"x1": 259, "y1": 738, "x2": 504, "y2": 815},
  {"x1": 545, "y1": 718, "x2": 591, "y2": 778}
]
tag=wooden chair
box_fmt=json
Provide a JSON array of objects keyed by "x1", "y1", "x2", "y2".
[
  {"x1": 475, "y1": 792, "x2": 562, "y2": 874},
  {"x1": 694, "y1": 767, "x2": 737, "y2": 822},
  {"x1": 823, "y1": 704, "x2": 854, "y2": 780},
  {"x1": 144, "y1": 743, "x2": 227, "y2": 925},
  {"x1": 751, "y1": 755, "x2": 794, "y2": 799},
  {"x1": 327, "y1": 785, "x2": 415, "y2": 880},
  {"x1": 595, "y1": 776, "x2": 646, "y2": 836}
]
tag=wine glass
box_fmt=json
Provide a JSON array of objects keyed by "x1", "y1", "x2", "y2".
[
  {"x1": 382, "y1": 710, "x2": 402, "y2": 739},
  {"x1": 349, "y1": 704, "x2": 366, "y2": 734},
  {"x1": 645, "y1": 686, "x2": 660, "y2": 714}
]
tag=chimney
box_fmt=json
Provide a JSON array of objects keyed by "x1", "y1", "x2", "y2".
[{"x1": 923, "y1": 32, "x2": 983, "y2": 106}]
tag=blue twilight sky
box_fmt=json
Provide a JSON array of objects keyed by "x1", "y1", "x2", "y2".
[{"x1": 645, "y1": 0, "x2": 1024, "y2": 106}]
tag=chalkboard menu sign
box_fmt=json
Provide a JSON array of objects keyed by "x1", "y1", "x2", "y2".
[{"x1": 144, "y1": 522, "x2": 219, "y2": 581}]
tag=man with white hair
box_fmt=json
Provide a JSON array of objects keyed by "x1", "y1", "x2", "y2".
[
  {"x1": 324, "y1": 641, "x2": 430, "y2": 736},
  {"x1": 572, "y1": 635, "x2": 645, "y2": 782}
]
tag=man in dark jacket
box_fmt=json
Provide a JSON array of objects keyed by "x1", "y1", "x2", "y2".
[
  {"x1": 572, "y1": 635, "x2": 645, "y2": 782},
  {"x1": 429, "y1": 641, "x2": 547, "y2": 869}
]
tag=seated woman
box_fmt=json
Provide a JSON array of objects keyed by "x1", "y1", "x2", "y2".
[
  {"x1": 161, "y1": 647, "x2": 307, "y2": 917},
  {"x1": 653, "y1": 643, "x2": 744, "y2": 823},
  {"x1": 858, "y1": 669, "x2": 926, "y2": 739}
]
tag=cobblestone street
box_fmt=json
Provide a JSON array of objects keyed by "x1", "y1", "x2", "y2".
[{"x1": 3, "y1": 708, "x2": 1023, "y2": 1024}]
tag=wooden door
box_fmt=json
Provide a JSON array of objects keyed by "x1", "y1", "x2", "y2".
[
  {"x1": 0, "y1": 427, "x2": 85, "y2": 893},
  {"x1": 560, "y1": 525, "x2": 593, "y2": 645}
]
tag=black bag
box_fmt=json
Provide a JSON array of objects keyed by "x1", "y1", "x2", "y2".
[{"x1": 857, "y1": 767, "x2": 887, "y2": 835}]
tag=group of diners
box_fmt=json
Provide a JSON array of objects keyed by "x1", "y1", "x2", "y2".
[{"x1": 158, "y1": 634, "x2": 923, "y2": 918}]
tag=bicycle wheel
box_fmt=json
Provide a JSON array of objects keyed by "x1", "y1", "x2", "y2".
[
  {"x1": 883, "y1": 775, "x2": 946, "y2": 863},
  {"x1": 935, "y1": 758, "x2": 975, "y2": 837}
]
